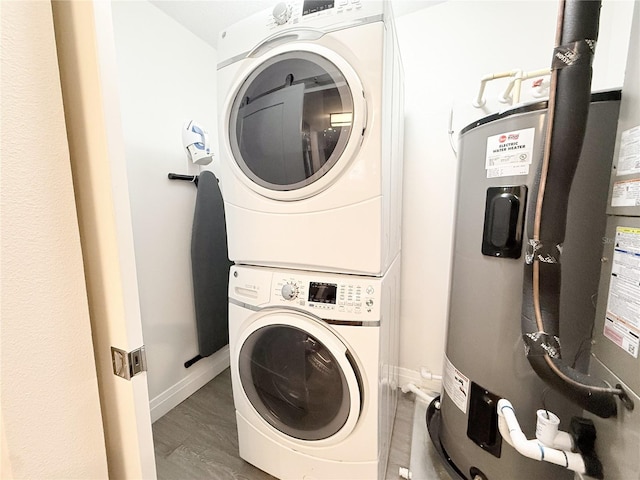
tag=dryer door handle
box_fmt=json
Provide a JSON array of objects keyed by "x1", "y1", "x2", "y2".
[{"x1": 248, "y1": 28, "x2": 326, "y2": 58}]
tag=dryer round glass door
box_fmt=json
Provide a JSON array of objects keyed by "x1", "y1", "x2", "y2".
[
  {"x1": 228, "y1": 48, "x2": 365, "y2": 198},
  {"x1": 237, "y1": 316, "x2": 362, "y2": 442}
]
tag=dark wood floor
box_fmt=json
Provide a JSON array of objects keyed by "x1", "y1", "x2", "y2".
[{"x1": 153, "y1": 368, "x2": 414, "y2": 480}]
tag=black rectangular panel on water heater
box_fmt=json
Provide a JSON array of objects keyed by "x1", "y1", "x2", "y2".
[
  {"x1": 482, "y1": 186, "x2": 527, "y2": 259},
  {"x1": 467, "y1": 382, "x2": 502, "y2": 458}
]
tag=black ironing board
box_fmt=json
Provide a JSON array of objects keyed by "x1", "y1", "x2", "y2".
[{"x1": 190, "y1": 170, "x2": 233, "y2": 358}]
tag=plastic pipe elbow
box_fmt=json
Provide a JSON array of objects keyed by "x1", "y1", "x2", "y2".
[
  {"x1": 472, "y1": 81, "x2": 488, "y2": 108},
  {"x1": 497, "y1": 399, "x2": 588, "y2": 474},
  {"x1": 401, "y1": 383, "x2": 435, "y2": 403}
]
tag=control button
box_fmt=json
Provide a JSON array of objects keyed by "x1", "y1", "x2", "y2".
[
  {"x1": 366, "y1": 286, "x2": 374, "y2": 295},
  {"x1": 272, "y1": 2, "x2": 291, "y2": 25},
  {"x1": 281, "y1": 282, "x2": 298, "y2": 300},
  {"x1": 366, "y1": 299, "x2": 374, "y2": 307}
]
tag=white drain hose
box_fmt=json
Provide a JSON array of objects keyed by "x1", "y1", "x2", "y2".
[{"x1": 497, "y1": 399, "x2": 587, "y2": 474}]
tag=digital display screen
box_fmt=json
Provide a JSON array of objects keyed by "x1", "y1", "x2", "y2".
[
  {"x1": 302, "y1": 0, "x2": 335, "y2": 15},
  {"x1": 308, "y1": 282, "x2": 337, "y2": 304}
]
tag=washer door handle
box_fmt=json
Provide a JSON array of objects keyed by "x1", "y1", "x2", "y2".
[{"x1": 248, "y1": 28, "x2": 325, "y2": 58}]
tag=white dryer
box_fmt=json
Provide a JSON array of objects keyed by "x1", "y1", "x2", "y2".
[
  {"x1": 217, "y1": 0, "x2": 404, "y2": 276},
  {"x1": 228, "y1": 256, "x2": 400, "y2": 479}
]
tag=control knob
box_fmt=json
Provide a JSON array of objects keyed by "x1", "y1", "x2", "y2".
[
  {"x1": 272, "y1": 2, "x2": 291, "y2": 25},
  {"x1": 281, "y1": 282, "x2": 299, "y2": 301}
]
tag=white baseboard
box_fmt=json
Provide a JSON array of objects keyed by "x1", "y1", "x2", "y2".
[{"x1": 150, "y1": 346, "x2": 230, "y2": 423}]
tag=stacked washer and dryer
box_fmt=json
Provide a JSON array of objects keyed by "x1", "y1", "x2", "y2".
[{"x1": 216, "y1": 1, "x2": 404, "y2": 479}]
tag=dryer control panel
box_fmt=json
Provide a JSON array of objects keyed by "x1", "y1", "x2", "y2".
[
  {"x1": 229, "y1": 264, "x2": 384, "y2": 323},
  {"x1": 217, "y1": 0, "x2": 387, "y2": 64},
  {"x1": 267, "y1": 0, "x2": 368, "y2": 30}
]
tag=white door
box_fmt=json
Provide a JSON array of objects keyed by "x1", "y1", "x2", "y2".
[{"x1": 52, "y1": 1, "x2": 156, "y2": 478}]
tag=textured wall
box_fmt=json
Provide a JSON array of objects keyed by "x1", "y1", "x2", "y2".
[{"x1": 0, "y1": 2, "x2": 108, "y2": 478}]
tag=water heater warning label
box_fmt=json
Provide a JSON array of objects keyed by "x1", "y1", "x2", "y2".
[
  {"x1": 611, "y1": 179, "x2": 640, "y2": 207},
  {"x1": 615, "y1": 125, "x2": 640, "y2": 176},
  {"x1": 443, "y1": 355, "x2": 470, "y2": 413},
  {"x1": 485, "y1": 127, "x2": 535, "y2": 178},
  {"x1": 603, "y1": 226, "x2": 640, "y2": 358}
]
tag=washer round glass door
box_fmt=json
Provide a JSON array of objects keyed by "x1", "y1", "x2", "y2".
[
  {"x1": 237, "y1": 312, "x2": 362, "y2": 442},
  {"x1": 228, "y1": 46, "x2": 365, "y2": 199}
]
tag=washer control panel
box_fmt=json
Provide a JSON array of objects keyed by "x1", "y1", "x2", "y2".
[
  {"x1": 273, "y1": 272, "x2": 379, "y2": 320},
  {"x1": 230, "y1": 264, "x2": 384, "y2": 321}
]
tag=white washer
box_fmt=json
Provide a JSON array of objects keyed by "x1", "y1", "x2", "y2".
[
  {"x1": 217, "y1": 0, "x2": 404, "y2": 276},
  {"x1": 228, "y1": 256, "x2": 400, "y2": 479}
]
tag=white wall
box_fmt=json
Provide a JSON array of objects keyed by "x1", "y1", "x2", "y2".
[
  {"x1": 0, "y1": 2, "x2": 108, "y2": 477},
  {"x1": 394, "y1": 0, "x2": 634, "y2": 383},
  {"x1": 110, "y1": 1, "x2": 228, "y2": 421}
]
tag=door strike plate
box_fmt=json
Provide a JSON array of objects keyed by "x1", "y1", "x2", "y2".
[{"x1": 111, "y1": 346, "x2": 147, "y2": 380}]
